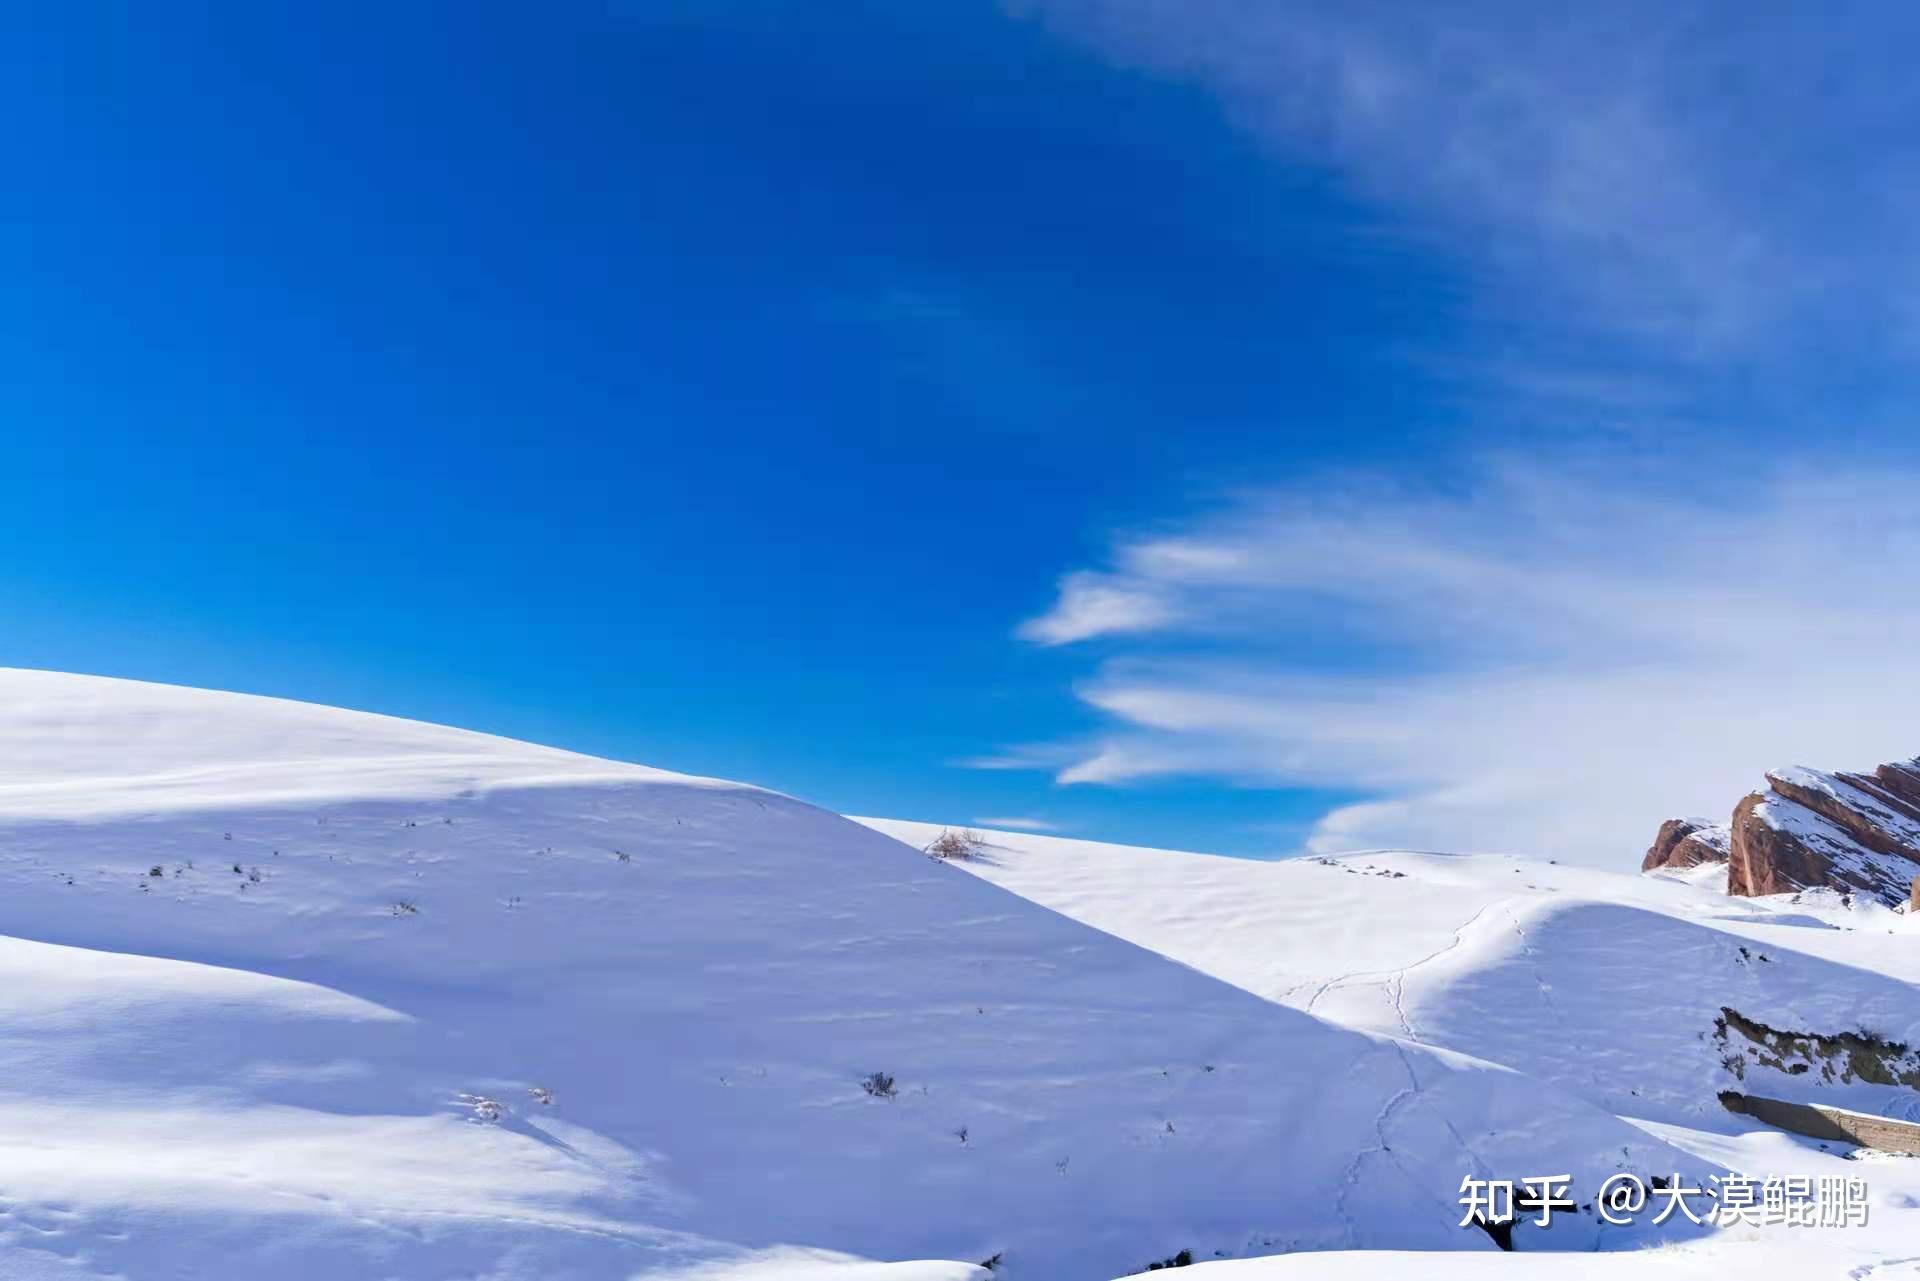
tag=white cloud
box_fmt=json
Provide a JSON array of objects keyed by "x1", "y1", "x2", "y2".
[
  {"x1": 995, "y1": 1, "x2": 1920, "y2": 864},
  {"x1": 974, "y1": 816, "x2": 1061, "y2": 832},
  {"x1": 1018, "y1": 571, "x2": 1176, "y2": 645},
  {"x1": 1010, "y1": 459, "x2": 1920, "y2": 865},
  {"x1": 1015, "y1": 0, "x2": 1920, "y2": 361}
]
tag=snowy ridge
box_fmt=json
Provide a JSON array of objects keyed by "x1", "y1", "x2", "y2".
[
  {"x1": 855, "y1": 819, "x2": 1920, "y2": 1279},
  {"x1": 0, "y1": 670, "x2": 1711, "y2": 1280},
  {"x1": 0, "y1": 668, "x2": 718, "y2": 819}
]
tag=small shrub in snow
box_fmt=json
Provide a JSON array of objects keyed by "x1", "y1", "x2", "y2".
[
  {"x1": 528, "y1": 1085, "x2": 554, "y2": 1106},
  {"x1": 860, "y1": 1071, "x2": 897, "y2": 1099},
  {"x1": 924, "y1": 828, "x2": 983, "y2": 860},
  {"x1": 457, "y1": 1093, "x2": 504, "y2": 1123},
  {"x1": 390, "y1": 901, "x2": 419, "y2": 917}
]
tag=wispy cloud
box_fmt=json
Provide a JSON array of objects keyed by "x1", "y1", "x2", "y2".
[
  {"x1": 974, "y1": 815, "x2": 1062, "y2": 832},
  {"x1": 1016, "y1": 0, "x2": 1920, "y2": 364},
  {"x1": 1012, "y1": 459, "x2": 1920, "y2": 863},
  {"x1": 1016, "y1": 572, "x2": 1177, "y2": 645},
  {"x1": 995, "y1": 1, "x2": 1920, "y2": 863}
]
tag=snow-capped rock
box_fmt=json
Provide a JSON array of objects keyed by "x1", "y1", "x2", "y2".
[
  {"x1": 1731, "y1": 764, "x2": 1920, "y2": 904},
  {"x1": 1643, "y1": 758, "x2": 1920, "y2": 906},
  {"x1": 1641, "y1": 818, "x2": 1731, "y2": 872}
]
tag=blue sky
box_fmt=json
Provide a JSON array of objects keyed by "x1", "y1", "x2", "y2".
[{"x1": 7, "y1": 2, "x2": 1920, "y2": 859}]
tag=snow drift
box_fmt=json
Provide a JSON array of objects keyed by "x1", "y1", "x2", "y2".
[
  {"x1": 856, "y1": 819, "x2": 1920, "y2": 1278},
  {"x1": 0, "y1": 669, "x2": 1709, "y2": 1279}
]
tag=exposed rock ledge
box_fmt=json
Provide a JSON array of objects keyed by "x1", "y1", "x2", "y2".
[
  {"x1": 1641, "y1": 817, "x2": 1731, "y2": 872},
  {"x1": 1644, "y1": 758, "x2": 1920, "y2": 907}
]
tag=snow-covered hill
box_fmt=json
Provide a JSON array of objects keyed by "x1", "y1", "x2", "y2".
[
  {"x1": 856, "y1": 819, "x2": 1920, "y2": 1279},
  {"x1": 0, "y1": 670, "x2": 1710, "y2": 1280}
]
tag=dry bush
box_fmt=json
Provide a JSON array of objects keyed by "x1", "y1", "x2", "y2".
[{"x1": 925, "y1": 828, "x2": 984, "y2": 860}]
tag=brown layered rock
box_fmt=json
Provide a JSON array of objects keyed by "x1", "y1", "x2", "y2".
[
  {"x1": 1876, "y1": 760, "x2": 1920, "y2": 810},
  {"x1": 1772, "y1": 769, "x2": 1920, "y2": 859},
  {"x1": 1650, "y1": 756, "x2": 1920, "y2": 907},
  {"x1": 1641, "y1": 817, "x2": 1731, "y2": 872},
  {"x1": 1726, "y1": 792, "x2": 1837, "y2": 897}
]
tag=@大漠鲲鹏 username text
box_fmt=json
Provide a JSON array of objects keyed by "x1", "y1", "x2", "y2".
[{"x1": 1459, "y1": 1172, "x2": 1869, "y2": 1229}]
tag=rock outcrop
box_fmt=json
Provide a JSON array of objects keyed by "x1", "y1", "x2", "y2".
[
  {"x1": 1648, "y1": 757, "x2": 1920, "y2": 907},
  {"x1": 1641, "y1": 817, "x2": 1731, "y2": 872}
]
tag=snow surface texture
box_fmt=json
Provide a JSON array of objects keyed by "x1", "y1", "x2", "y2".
[
  {"x1": 0, "y1": 670, "x2": 1708, "y2": 1280},
  {"x1": 857, "y1": 819, "x2": 1920, "y2": 1279}
]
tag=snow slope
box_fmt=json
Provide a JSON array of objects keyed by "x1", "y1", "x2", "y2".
[
  {"x1": 0, "y1": 670, "x2": 1710, "y2": 1279},
  {"x1": 0, "y1": 668, "x2": 689, "y2": 818},
  {"x1": 854, "y1": 820, "x2": 1920, "y2": 1279}
]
